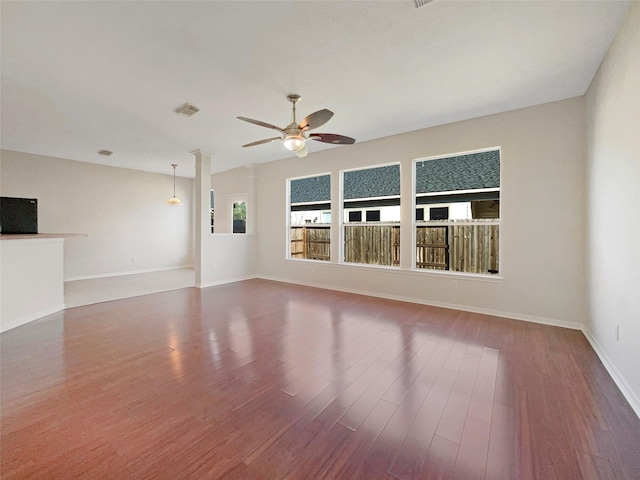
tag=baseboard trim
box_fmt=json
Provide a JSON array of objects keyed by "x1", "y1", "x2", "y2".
[
  {"x1": 582, "y1": 329, "x2": 640, "y2": 419},
  {"x1": 254, "y1": 275, "x2": 583, "y2": 331},
  {"x1": 0, "y1": 304, "x2": 65, "y2": 333},
  {"x1": 65, "y1": 265, "x2": 193, "y2": 282},
  {"x1": 196, "y1": 275, "x2": 255, "y2": 289}
]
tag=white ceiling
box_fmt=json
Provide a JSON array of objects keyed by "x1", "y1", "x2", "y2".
[{"x1": 0, "y1": 1, "x2": 631, "y2": 177}]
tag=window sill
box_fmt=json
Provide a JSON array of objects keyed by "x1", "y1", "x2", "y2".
[
  {"x1": 285, "y1": 257, "x2": 503, "y2": 282},
  {"x1": 407, "y1": 268, "x2": 503, "y2": 283},
  {"x1": 209, "y1": 233, "x2": 255, "y2": 237},
  {"x1": 287, "y1": 257, "x2": 331, "y2": 265}
]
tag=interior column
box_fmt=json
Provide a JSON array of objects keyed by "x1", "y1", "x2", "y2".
[{"x1": 192, "y1": 149, "x2": 213, "y2": 288}]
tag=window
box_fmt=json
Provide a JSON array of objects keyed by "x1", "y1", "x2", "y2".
[
  {"x1": 415, "y1": 149, "x2": 500, "y2": 275},
  {"x1": 342, "y1": 164, "x2": 400, "y2": 266},
  {"x1": 365, "y1": 210, "x2": 381, "y2": 222},
  {"x1": 348, "y1": 211, "x2": 362, "y2": 222},
  {"x1": 289, "y1": 174, "x2": 331, "y2": 261},
  {"x1": 233, "y1": 201, "x2": 246, "y2": 233},
  {"x1": 229, "y1": 193, "x2": 248, "y2": 234}
]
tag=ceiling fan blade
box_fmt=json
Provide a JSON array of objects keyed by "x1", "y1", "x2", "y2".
[
  {"x1": 237, "y1": 117, "x2": 286, "y2": 134},
  {"x1": 299, "y1": 109, "x2": 333, "y2": 131},
  {"x1": 242, "y1": 137, "x2": 281, "y2": 147},
  {"x1": 308, "y1": 133, "x2": 356, "y2": 145},
  {"x1": 295, "y1": 144, "x2": 308, "y2": 158}
]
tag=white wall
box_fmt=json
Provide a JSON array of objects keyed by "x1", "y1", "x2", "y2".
[
  {"x1": 0, "y1": 238, "x2": 65, "y2": 332},
  {"x1": 211, "y1": 164, "x2": 256, "y2": 234},
  {"x1": 190, "y1": 164, "x2": 257, "y2": 288},
  {"x1": 0, "y1": 150, "x2": 193, "y2": 279},
  {"x1": 585, "y1": 3, "x2": 639, "y2": 413},
  {"x1": 254, "y1": 97, "x2": 587, "y2": 329}
]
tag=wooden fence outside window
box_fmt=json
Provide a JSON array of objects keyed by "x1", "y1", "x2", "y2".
[
  {"x1": 290, "y1": 225, "x2": 330, "y2": 261},
  {"x1": 343, "y1": 224, "x2": 400, "y2": 266},
  {"x1": 291, "y1": 222, "x2": 498, "y2": 274},
  {"x1": 416, "y1": 222, "x2": 499, "y2": 274}
]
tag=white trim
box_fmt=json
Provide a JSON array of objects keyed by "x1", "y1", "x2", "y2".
[
  {"x1": 405, "y1": 267, "x2": 503, "y2": 282},
  {"x1": 343, "y1": 194, "x2": 401, "y2": 203},
  {"x1": 339, "y1": 169, "x2": 345, "y2": 262},
  {"x1": 417, "y1": 220, "x2": 501, "y2": 226},
  {"x1": 255, "y1": 274, "x2": 581, "y2": 330},
  {"x1": 288, "y1": 171, "x2": 332, "y2": 182},
  {"x1": 416, "y1": 187, "x2": 500, "y2": 198},
  {"x1": 196, "y1": 275, "x2": 255, "y2": 289},
  {"x1": 284, "y1": 257, "x2": 503, "y2": 281},
  {"x1": 0, "y1": 304, "x2": 65, "y2": 333},
  {"x1": 582, "y1": 328, "x2": 640, "y2": 419},
  {"x1": 210, "y1": 233, "x2": 255, "y2": 238},
  {"x1": 64, "y1": 265, "x2": 193, "y2": 282},
  {"x1": 291, "y1": 200, "x2": 331, "y2": 207},
  {"x1": 341, "y1": 161, "x2": 401, "y2": 174},
  {"x1": 414, "y1": 146, "x2": 502, "y2": 164},
  {"x1": 0, "y1": 237, "x2": 65, "y2": 246},
  {"x1": 286, "y1": 257, "x2": 332, "y2": 265},
  {"x1": 344, "y1": 222, "x2": 401, "y2": 227},
  {"x1": 286, "y1": 178, "x2": 292, "y2": 259},
  {"x1": 339, "y1": 162, "x2": 401, "y2": 265},
  {"x1": 413, "y1": 146, "x2": 503, "y2": 279},
  {"x1": 284, "y1": 172, "x2": 333, "y2": 260}
]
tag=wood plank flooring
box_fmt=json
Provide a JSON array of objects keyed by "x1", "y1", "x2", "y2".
[{"x1": 1, "y1": 279, "x2": 639, "y2": 479}]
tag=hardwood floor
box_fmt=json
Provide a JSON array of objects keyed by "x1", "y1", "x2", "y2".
[{"x1": 1, "y1": 279, "x2": 639, "y2": 479}]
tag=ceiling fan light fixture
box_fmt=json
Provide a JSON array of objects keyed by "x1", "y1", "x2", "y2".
[
  {"x1": 238, "y1": 94, "x2": 355, "y2": 155},
  {"x1": 283, "y1": 135, "x2": 305, "y2": 152}
]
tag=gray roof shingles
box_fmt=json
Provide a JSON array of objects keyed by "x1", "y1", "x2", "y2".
[
  {"x1": 291, "y1": 175, "x2": 331, "y2": 203},
  {"x1": 291, "y1": 150, "x2": 499, "y2": 204},
  {"x1": 343, "y1": 164, "x2": 400, "y2": 200},
  {"x1": 416, "y1": 150, "x2": 500, "y2": 194}
]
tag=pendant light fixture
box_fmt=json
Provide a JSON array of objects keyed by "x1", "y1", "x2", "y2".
[{"x1": 168, "y1": 163, "x2": 182, "y2": 205}]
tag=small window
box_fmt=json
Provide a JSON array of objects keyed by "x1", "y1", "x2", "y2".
[
  {"x1": 429, "y1": 207, "x2": 449, "y2": 221},
  {"x1": 348, "y1": 211, "x2": 362, "y2": 222},
  {"x1": 365, "y1": 210, "x2": 381, "y2": 222},
  {"x1": 232, "y1": 201, "x2": 246, "y2": 234},
  {"x1": 416, "y1": 208, "x2": 424, "y2": 221},
  {"x1": 229, "y1": 193, "x2": 248, "y2": 234}
]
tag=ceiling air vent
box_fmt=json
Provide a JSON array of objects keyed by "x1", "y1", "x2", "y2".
[
  {"x1": 414, "y1": 0, "x2": 434, "y2": 7},
  {"x1": 98, "y1": 150, "x2": 113, "y2": 156},
  {"x1": 175, "y1": 103, "x2": 200, "y2": 117}
]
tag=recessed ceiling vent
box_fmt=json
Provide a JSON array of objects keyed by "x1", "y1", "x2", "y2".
[
  {"x1": 175, "y1": 103, "x2": 200, "y2": 117},
  {"x1": 98, "y1": 150, "x2": 113, "y2": 156},
  {"x1": 414, "y1": 0, "x2": 434, "y2": 8}
]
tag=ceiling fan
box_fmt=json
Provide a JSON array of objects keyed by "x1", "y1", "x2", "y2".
[{"x1": 237, "y1": 95, "x2": 355, "y2": 158}]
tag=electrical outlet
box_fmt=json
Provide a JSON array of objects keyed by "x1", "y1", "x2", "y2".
[
  {"x1": 131, "y1": 257, "x2": 137, "y2": 263},
  {"x1": 616, "y1": 324, "x2": 620, "y2": 341},
  {"x1": 451, "y1": 280, "x2": 458, "y2": 289}
]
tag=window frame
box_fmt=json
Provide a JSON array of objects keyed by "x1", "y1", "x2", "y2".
[
  {"x1": 339, "y1": 162, "x2": 401, "y2": 268},
  {"x1": 286, "y1": 172, "x2": 332, "y2": 262},
  {"x1": 412, "y1": 147, "x2": 502, "y2": 278},
  {"x1": 228, "y1": 193, "x2": 248, "y2": 235}
]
